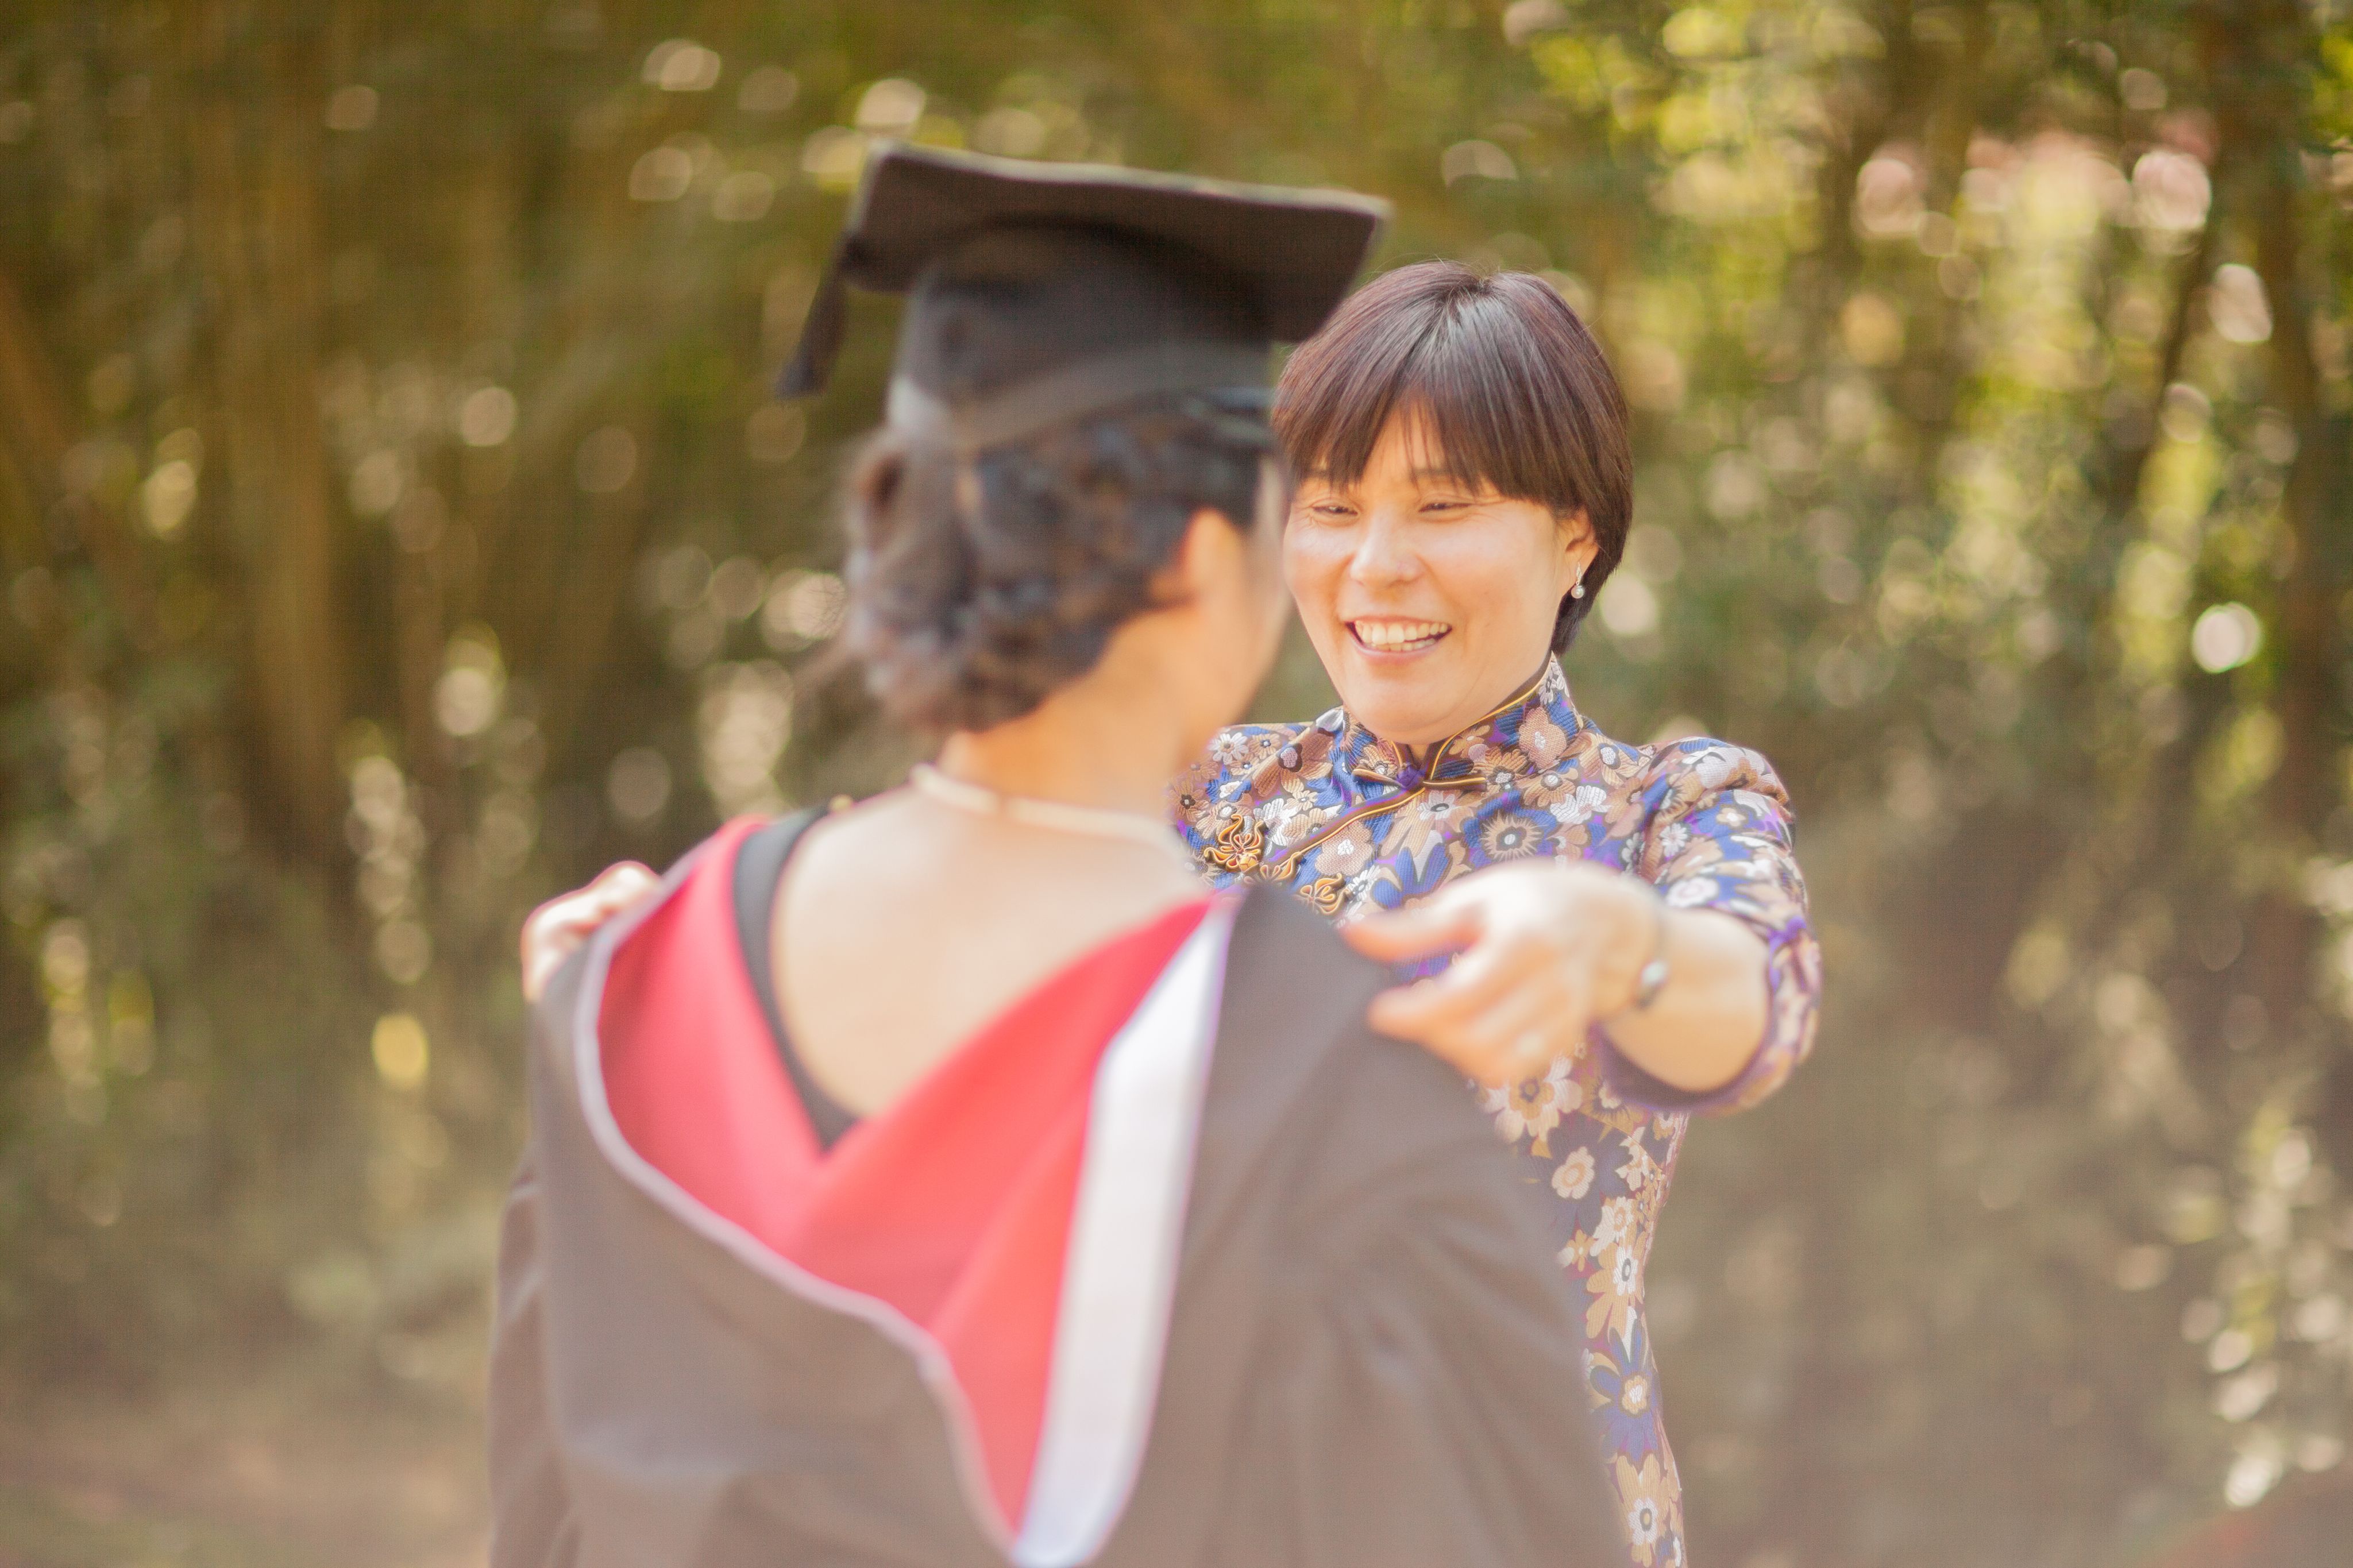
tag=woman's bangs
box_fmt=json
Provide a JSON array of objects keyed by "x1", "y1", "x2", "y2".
[
  {"x1": 1279, "y1": 302, "x2": 1563, "y2": 508},
  {"x1": 1275, "y1": 322, "x2": 1418, "y2": 485},
  {"x1": 1389, "y1": 355, "x2": 1549, "y2": 504}
]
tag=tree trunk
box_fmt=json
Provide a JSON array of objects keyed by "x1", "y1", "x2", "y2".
[
  {"x1": 184, "y1": 2, "x2": 350, "y2": 857},
  {"x1": 0, "y1": 262, "x2": 154, "y2": 637},
  {"x1": 2212, "y1": 0, "x2": 2339, "y2": 1041}
]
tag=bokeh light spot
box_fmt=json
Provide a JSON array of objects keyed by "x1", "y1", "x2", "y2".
[
  {"x1": 576, "y1": 427, "x2": 638, "y2": 493},
  {"x1": 608, "y1": 747, "x2": 673, "y2": 824},
  {"x1": 2190, "y1": 603, "x2": 2262, "y2": 674},
  {"x1": 738, "y1": 65, "x2": 798, "y2": 115},
  {"x1": 761, "y1": 570, "x2": 846, "y2": 651},
  {"x1": 2131, "y1": 149, "x2": 2210, "y2": 233},
  {"x1": 630, "y1": 145, "x2": 695, "y2": 202},
  {"x1": 142, "y1": 459, "x2": 198, "y2": 538},
  {"x1": 854, "y1": 79, "x2": 926, "y2": 134},
  {"x1": 371, "y1": 1013, "x2": 430, "y2": 1090},
  {"x1": 1599, "y1": 576, "x2": 1660, "y2": 638},
  {"x1": 2207, "y1": 264, "x2": 2273, "y2": 345},
  {"x1": 712, "y1": 171, "x2": 774, "y2": 222},
  {"x1": 974, "y1": 107, "x2": 1047, "y2": 158},
  {"x1": 457, "y1": 385, "x2": 517, "y2": 447},
  {"x1": 746, "y1": 404, "x2": 805, "y2": 465},
  {"x1": 645, "y1": 40, "x2": 722, "y2": 92},
  {"x1": 801, "y1": 128, "x2": 869, "y2": 189},
  {"x1": 1441, "y1": 140, "x2": 1517, "y2": 185}
]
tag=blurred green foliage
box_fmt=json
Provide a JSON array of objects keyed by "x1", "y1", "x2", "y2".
[{"x1": 2, "y1": 2, "x2": 2351, "y2": 1564}]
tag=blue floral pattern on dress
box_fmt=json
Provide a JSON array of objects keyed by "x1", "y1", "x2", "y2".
[{"x1": 1171, "y1": 658, "x2": 1821, "y2": 1568}]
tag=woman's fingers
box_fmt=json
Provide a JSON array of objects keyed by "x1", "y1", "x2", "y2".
[
  {"x1": 1340, "y1": 887, "x2": 1483, "y2": 964},
  {"x1": 1360, "y1": 874, "x2": 1608, "y2": 1084},
  {"x1": 1356, "y1": 861, "x2": 1652, "y2": 1079},
  {"x1": 1452, "y1": 983, "x2": 1588, "y2": 1085},
  {"x1": 1377, "y1": 954, "x2": 1591, "y2": 1086},
  {"x1": 520, "y1": 862, "x2": 660, "y2": 1001},
  {"x1": 1364, "y1": 925, "x2": 1549, "y2": 1044}
]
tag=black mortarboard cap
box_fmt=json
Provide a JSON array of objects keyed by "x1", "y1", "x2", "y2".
[{"x1": 777, "y1": 142, "x2": 1388, "y2": 453}]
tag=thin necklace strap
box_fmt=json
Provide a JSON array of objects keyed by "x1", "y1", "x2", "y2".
[{"x1": 908, "y1": 763, "x2": 1186, "y2": 855}]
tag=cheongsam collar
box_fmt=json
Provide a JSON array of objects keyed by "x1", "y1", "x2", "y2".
[
  {"x1": 1197, "y1": 658, "x2": 1594, "y2": 890},
  {"x1": 1330, "y1": 657, "x2": 1584, "y2": 793}
]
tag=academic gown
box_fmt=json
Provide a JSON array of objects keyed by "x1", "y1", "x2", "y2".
[{"x1": 487, "y1": 816, "x2": 1622, "y2": 1568}]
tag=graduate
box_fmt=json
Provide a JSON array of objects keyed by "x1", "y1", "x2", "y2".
[{"x1": 488, "y1": 144, "x2": 1620, "y2": 1568}]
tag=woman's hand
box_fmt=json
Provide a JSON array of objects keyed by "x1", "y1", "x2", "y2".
[
  {"x1": 1341, "y1": 861, "x2": 1653, "y2": 1086},
  {"x1": 1341, "y1": 859, "x2": 1768, "y2": 1092},
  {"x1": 519, "y1": 862, "x2": 661, "y2": 1001}
]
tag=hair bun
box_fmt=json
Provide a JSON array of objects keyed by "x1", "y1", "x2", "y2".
[{"x1": 841, "y1": 400, "x2": 1267, "y2": 734}]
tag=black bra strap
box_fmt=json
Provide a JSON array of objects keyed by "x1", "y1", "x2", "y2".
[{"x1": 732, "y1": 810, "x2": 861, "y2": 1150}]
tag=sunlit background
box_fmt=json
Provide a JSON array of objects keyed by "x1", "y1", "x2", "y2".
[{"x1": 3, "y1": 3, "x2": 2351, "y2": 1565}]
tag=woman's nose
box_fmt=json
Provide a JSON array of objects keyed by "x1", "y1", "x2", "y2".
[{"x1": 1347, "y1": 510, "x2": 1422, "y2": 586}]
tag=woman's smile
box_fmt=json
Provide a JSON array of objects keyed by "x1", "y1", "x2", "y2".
[{"x1": 1348, "y1": 616, "x2": 1453, "y2": 655}]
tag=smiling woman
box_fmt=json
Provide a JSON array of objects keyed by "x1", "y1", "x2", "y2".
[
  {"x1": 1279, "y1": 267, "x2": 1631, "y2": 747},
  {"x1": 1172, "y1": 261, "x2": 1822, "y2": 1568}
]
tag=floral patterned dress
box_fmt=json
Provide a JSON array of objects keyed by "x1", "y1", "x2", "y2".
[{"x1": 1171, "y1": 658, "x2": 1821, "y2": 1568}]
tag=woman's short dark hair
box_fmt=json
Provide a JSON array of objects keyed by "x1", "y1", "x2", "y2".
[
  {"x1": 843, "y1": 397, "x2": 1270, "y2": 733},
  {"x1": 1274, "y1": 261, "x2": 1633, "y2": 651}
]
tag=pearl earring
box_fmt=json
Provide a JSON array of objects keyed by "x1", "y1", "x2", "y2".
[{"x1": 1569, "y1": 578, "x2": 1587, "y2": 600}]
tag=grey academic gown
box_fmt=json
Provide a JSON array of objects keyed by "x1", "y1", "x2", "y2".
[{"x1": 488, "y1": 879, "x2": 1623, "y2": 1568}]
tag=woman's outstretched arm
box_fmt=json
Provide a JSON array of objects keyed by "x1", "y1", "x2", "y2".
[
  {"x1": 1341, "y1": 861, "x2": 1769, "y2": 1092},
  {"x1": 1347, "y1": 736, "x2": 1820, "y2": 1110}
]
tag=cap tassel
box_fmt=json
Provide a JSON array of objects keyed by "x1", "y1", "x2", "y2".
[{"x1": 776, "y1": 234, "x2": 862, "y2": 399}]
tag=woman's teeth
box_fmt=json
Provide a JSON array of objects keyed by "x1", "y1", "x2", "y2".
[{"x1": 1350, "y1": 619, "x2": 1451, "y2": 652}]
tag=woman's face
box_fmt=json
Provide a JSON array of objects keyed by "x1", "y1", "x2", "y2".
[{"x1": 1285, "y1": 412, "x2": 1592, "y2": 746}]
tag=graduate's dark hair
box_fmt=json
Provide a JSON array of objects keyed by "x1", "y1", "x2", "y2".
[
  {"x1": 1275, "y1": 262, "x2": 1632, "y2": 651},
  {"x1": 843, "y1": 398, "x2": 1271, "y2": 734}
]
